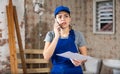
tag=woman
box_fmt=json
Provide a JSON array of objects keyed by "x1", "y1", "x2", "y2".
[{"x1": 43, "y1": 5, "x2": 87, "y2": 74}]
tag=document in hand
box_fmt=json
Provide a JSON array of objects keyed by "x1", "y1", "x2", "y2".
[{"x1": 56, "y1": 51, "x2": 93, "y2": 60}]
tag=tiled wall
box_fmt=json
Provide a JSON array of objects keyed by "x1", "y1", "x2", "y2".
[{"x1": 0, "y1": 0, "x2": 24, "y2": 73}]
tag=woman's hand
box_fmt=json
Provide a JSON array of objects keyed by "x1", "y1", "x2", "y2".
[
  {"x1": 54, "y1": 19, "x2": 61, "y2": 38},
  {"x1": 70, "y1": 59, "x2": 87, "y2": 66}
]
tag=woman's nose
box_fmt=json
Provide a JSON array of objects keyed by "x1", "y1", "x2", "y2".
[{"x1": 61, "y1": 16, "x2": 65, "y2": 20}]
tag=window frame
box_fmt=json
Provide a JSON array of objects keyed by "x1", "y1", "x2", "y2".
[{"x1": 93, "y1": 0, "x2": 115, "y2": 34}]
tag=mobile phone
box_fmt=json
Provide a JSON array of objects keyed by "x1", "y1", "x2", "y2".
[{"x1": 57, "y1": 21, "x2": 63, "y2": 29}]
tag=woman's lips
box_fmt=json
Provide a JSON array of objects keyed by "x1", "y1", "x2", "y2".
[
  {"x1": 59, "y1": 22, "x2": 66, "y2": 29},
  {"x1": 61, "y1": 22, "x2": 66, "y2": 24}
]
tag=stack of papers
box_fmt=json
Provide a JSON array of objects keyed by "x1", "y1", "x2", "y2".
[{"x1": 56, "y1": 51, "x2": 93, "y2": 60}]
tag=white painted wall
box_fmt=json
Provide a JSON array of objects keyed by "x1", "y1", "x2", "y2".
[{"x1": 0, "y1": 0, "x2": 24, "y2": 73}]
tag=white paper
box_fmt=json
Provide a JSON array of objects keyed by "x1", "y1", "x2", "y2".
[{"x1": 56, "y1": 51, "x2": 93, "y2": 60}]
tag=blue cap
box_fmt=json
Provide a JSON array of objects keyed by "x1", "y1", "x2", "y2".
[{"x1": 54, "y1": 6, "x2": 70, "y2": 17}]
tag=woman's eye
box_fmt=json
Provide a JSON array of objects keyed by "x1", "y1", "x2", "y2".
[
  {"x1": 58, "y1": 16, "x2": 62, "y2": 19},
  {"x1": 65, "y1": 15, "x2": 69, "y2": 17},
  {"x1": 58, "y1": 15, "x2": 69, "y2": 19}
]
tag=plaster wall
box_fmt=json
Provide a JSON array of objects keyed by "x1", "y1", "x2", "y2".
[{"x1": 0, "y1": 0, "x2": 24, "y2": 73}]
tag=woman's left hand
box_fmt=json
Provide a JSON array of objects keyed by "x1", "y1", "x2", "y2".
[{"x1": 70, "y1": 59, "x2": 87, "y2": 66}]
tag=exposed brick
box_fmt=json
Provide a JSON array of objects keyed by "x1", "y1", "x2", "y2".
[
  {"x1": 0, "y1": 33, "x2": 2, "y2": 37},
  {"x1": 0, "y1": 39, "x2": 7, "y2": 46},
  {"x1": 0, "y1": 29, "x2": 2, "y2": 32},
  {"x1": 0, "y1": 29, "x2": 2, "y2": 37},
  {"x1": 0, "y1": 21, "x2": 2, "y2": 24}
]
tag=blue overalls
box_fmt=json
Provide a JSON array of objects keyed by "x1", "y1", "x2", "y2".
[{"x1": 51, "y1": 29, "x2": 83, "y2": 74}]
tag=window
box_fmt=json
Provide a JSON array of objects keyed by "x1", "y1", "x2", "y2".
[{"x1": 93, "y1": 0, "x2": 115, "y2": 34}]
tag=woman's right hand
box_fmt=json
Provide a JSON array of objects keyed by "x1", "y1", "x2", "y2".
[
  {"x1": 70, "y1": 59, "x2": 87, "y2": 66},
  {"x1": 54, "y1": 19, "x2": 61, "y2": 38}
]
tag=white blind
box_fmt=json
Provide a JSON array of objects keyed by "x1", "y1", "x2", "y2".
[{"x1": 96, "y1": 1, "x2": 113, "y2": 31}]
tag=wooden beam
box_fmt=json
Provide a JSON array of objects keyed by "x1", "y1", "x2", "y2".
[
  {"x1": 6, "y1": 0, "x2": 18, "y2": 73},
  {"x1": 24, "y1": 49, "x2": 43, "y2": 54},
  {"x1": 17, "y1": 49, "x2": 43, "y2": 54},
  {"x1": 13, "y1": 6, "x2": 27, "y2": 74},
  {"x1": 17, "y1": 59, "x2": 49, "y2": 63},
  {"x1": 18, "y1": 68, "x2": 50, "y2": 73}
]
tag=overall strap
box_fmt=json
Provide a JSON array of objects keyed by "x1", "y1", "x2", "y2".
[{"x1": 69, "y1": 29, "x2": 75, "y2": 41}]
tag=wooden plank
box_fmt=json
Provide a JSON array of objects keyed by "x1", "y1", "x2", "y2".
[
  {"x1": 6, "y1": 0, "x2": 18, "y2": 73},
  {"x1": 17, "y1": 49, "x2": 43, "y2": 54},
  {"x1": 18, "y1": 68, "x2": 50, "y2": 73},
  {"x1": 26, "y1": 49, "x2": 43, "y2": 50},
  {"x1": 25, "y1": 49, "x2": 43, "y2": 54},
  {"x1": 18, "y1": 59, "x2": 49, "y2": 63},
  {"x1": 13, "y1": 6, "x2": 27, "y2": 74}
]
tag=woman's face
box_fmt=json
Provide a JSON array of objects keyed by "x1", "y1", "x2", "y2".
[{"x1": 55, "y1": 11, "x2": 71, "y2": 29}]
